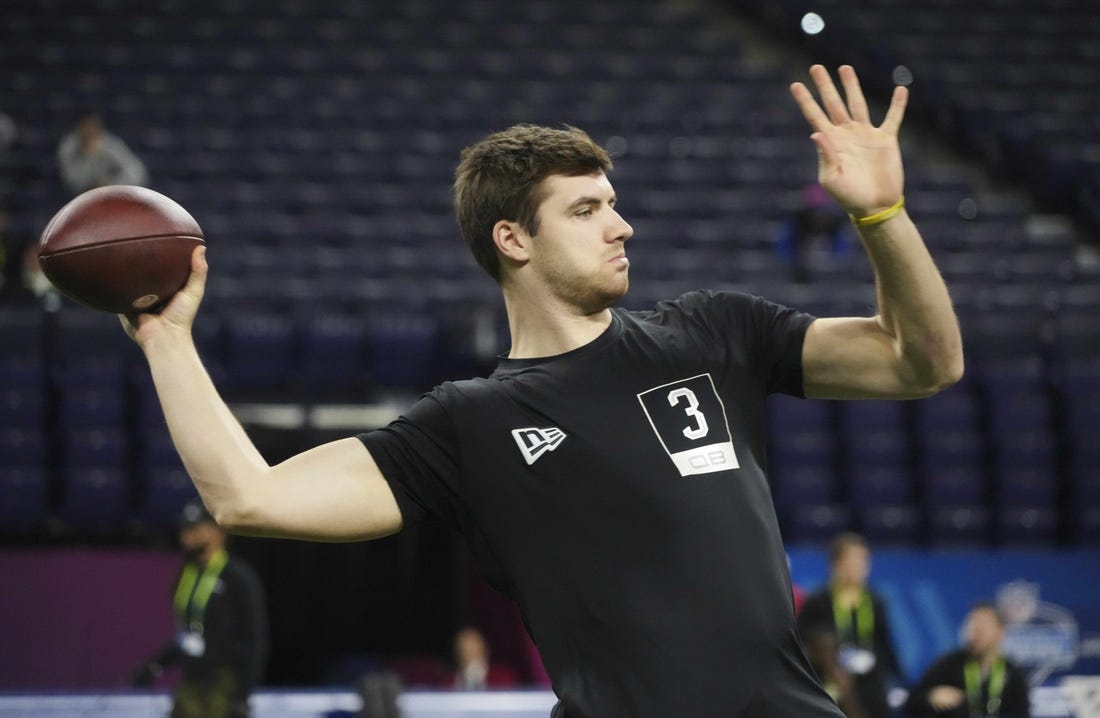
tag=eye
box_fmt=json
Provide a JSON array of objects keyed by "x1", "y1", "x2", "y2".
[{"x1": 576, "y1": 208, "x2": 593, "y2": 218}]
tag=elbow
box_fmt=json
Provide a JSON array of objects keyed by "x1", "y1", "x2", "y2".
[
  {"x1": 941, "y1": 349, "x2": 965, "y2": 388},
  {"x1": 208, "y1": 489, "x2": 266, "y2": 535},
  {"x1": 907, "y1": 348, "x2": 965, "y2": 397}
]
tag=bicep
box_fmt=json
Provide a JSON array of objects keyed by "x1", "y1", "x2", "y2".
[
  {"x1": 241, "y1": 437, "x2": 404, "y2": 541},
  {"x1": 802, "y1": 316, "x2": 932, "y2": 400}
]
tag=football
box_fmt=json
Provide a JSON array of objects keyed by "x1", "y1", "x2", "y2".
[{"x1": 38, "y1": 185, "x2": 204, "y2": 314}]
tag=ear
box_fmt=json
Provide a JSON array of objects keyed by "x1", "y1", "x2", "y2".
[{"x1": 492, "y1": 219, "x2": 530, "y2": 265}]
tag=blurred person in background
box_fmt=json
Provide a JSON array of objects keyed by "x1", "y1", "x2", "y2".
[
  {"x1": 799, "y1": 533, "x2": 903, "y2": 718},
  {"x1": 452, "y1": 626, "x2": 518, "y2": 690},
  {"x1": 906, "y1": 603, "x2": 1030, "y2": 718},
  {"x1": 774, "y1": 183, "x2": 855, "y2": 283},
  {"x1": 132, "y1": 500, "x2": 268, "y2": 718},
  {"x1": 804, "y1": 626, "x2": 865, "y2": 718},
  {"x1": 56, "y1": 112, "x2": 147, "y2": 195}
]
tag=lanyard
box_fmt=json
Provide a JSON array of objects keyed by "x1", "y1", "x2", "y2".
[
  {"x1": 965, "y1": 657, "x2": 1006, "y2": 718},
  {"x1": 832, "y1": 589, "x2": 874, "y2": 647},
  {"x1": 173, "y1": 550, "x2": 228, "y2": 633}
]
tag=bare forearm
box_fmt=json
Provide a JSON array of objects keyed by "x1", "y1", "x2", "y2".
[
  {"x1": 859, "y1": 211, "x2": 963, "y2": 388},
  {"x1": 141, "y1": 328, "x2": 268, "y2": 525}
]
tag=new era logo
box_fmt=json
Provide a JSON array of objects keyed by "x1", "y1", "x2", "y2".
[{"x1": 511, "y1": 427, "x2": 566, "y2": 466}]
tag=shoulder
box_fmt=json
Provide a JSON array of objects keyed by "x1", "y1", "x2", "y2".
[
  {"x1": 1004, "y1": 657, "x2": 1029, "y2": 679},
  {"x1": 387, "y1": 379, "x2": 508, "y2": 430},
  {"x1": 101, "y1": 132, "x2": 129, "y2": 149},
  {"x1": 802, "y1": 587, "x2": 832, "y2": 606},
  {"x1": 930, "y1": 648, "x2": 968, "y2": 670},
  {"x1": 622, "y1": 289, "x2": 763, "y2": 333},
  {"x1": 644, "y1": 289, "x2": 759, "y2": 316},
  {"x1": 798, "y1": 589, "x2": 833, "y2": 619},
  {"x1": 423, "y1": 378, "x2": 504, "y2": 408}
]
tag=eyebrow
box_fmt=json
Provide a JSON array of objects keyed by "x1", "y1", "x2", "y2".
[{"x1": 566, "y1": 195, "x2": 616, "y2": 211}]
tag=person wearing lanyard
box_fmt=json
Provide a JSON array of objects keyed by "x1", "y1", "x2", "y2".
[
  {"x1": 799, "y1": 533, "x2": 903, "y2": 718},
  {"x1": 132, "y1": 500, "x2": 269, "y2": 718},
  {"x1": 906, "y1": 603, "x2": 1030, "y2": 718}
]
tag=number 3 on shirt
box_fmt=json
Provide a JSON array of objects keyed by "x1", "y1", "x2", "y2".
[
  {"x1": 667, "y1": 387, "x2": 709, "y2": 440},
  {"x1": 638, "y1": 373, "x2": 739, "y2": 476}
]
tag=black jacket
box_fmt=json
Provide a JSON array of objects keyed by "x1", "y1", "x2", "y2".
[
  {"x1": 906, "y1": 648, "x2": 1030, "y2": 718},
  {"x1": 150, "y1": 554, "x2": 269, "y2": 693},
  {"x1": 799, "y1": 588, "x2": 903, "y2": 718}
]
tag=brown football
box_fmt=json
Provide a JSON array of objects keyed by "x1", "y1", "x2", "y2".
[{"x1": 39, "y1": 185, "x2": 204, "y2": 314}]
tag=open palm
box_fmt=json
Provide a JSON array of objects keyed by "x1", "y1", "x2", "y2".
[{"x1": 790, "y1": 65, "x2": 907, "y2": 218}]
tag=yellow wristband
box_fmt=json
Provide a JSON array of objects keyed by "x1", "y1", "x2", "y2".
[{"x1": 849, "y1": 196, "x2": 905, "y2": 227}]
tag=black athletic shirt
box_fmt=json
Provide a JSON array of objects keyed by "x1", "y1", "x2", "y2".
[{"x1": 359, "y1": 290, "x2": 841, "y2": 718}]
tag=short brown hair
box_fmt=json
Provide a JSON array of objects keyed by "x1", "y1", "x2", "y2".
[
  {"x1": 453, "y1": 124, "x2": 612, "y2": 282},
  {"x1": 828, "y1": 532, "x2": 868, "y2": 565}
]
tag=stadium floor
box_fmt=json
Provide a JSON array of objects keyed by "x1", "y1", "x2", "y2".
[
  {"x1": 0, "y1": 689, "x2": 559, "y2": 718},
  {"x1": 0, "y1": 686, "x2": 1090, "y2": 718}
]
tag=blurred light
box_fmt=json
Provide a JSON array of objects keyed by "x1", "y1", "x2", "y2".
[
  {"x1": 801, "y1": 12, "x2": 825, "y2": 35},
  {"x1": 958, "y1": 197, "x2": 979, "y2": 220},
  {"x1": 605, "y1": 135, "x2": 628, "y2": 157},
  {"x1": 892, "y1": 64, "x2": 914, "y2": 86}
]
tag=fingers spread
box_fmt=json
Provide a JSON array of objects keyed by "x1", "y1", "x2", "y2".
[
  {"x1": 790, "y1": 81, "x2": 831, "y2": 132},
  {"x1": 838, "y1": 65, "x2": 870, "y2": 123},
  {"x1": 882, "y1": 85, "x2": 909, "y2": 133},
  {"x1": 809, "y1": 64, "x2": 850, "y2": 124}
]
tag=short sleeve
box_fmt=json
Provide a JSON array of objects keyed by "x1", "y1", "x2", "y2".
[
  {"x1": 676, "y1": 290, "x2": 815, "y2": 397},
  {"x1": 357, "y1": 388, "x2": 462, "y2": 528}
]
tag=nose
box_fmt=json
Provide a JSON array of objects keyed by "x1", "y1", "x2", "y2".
[{"x1": 610, "y1": 209, "x2": 633, "y2": 243}]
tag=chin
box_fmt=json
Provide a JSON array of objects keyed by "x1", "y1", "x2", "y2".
[{"x1": 591, "y1": 276, "x2": 629, "y2": 310}]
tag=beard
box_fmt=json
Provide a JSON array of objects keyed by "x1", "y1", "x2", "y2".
[{"x1": 541, "y1": 261, "x2": 629, "y2": 315}]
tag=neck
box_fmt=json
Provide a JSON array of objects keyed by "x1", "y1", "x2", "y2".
[
  {"x1": 198, "y1": 545, "x2": 223, "y2": 567},
  {"x1": 501, "y1": 283, "x2": 613, "y2": 359},
  {"x1": 975, "y1": 646, "x2": 1001, "y2": 668},
  {"x1": 832, "y1": 583, "x2": 863, "y2": 605}
]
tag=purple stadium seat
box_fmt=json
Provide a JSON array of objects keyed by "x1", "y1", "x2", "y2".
[
  {"x1": 59, "y1": 387, "x2": 127, "y2": 429},
  {"x1": 859, "y1": 504, "x2": 921, "y2": 545},
  {"x1": 57, "y1": 467, "x2": 129, "y2": 529},
  {"x1": 768, "y1": 396, "x2": 837, "y2": 508},
  {"x1": 0, "y1": 466, "x2": 49, "y2": 532},
  {"x1": 299, "y1": 314, "x2": 369, "y2": 397},
  {"x1": 0, "y1": 386, "x2": 46, "y2": 430},
  {"x1": 0, "y1": 427, "x2": 47, "y2": 469},
  {"x1": 784, "y1": 503, "x2": 852, "y2": 545},
  {"x1": 997, "y1": 506, "x2": 1058, "y2": 547},
  {"x1": 54, "y1": 308, "x2": 136, "y2": 362},
  {"x1": 63, "y1": 428, "x2": 128, "y2": 470},
  {"x1": 925, "y1": 466, "x2": 986, "y2": 506},
  {"x1": 1075, "y1": 507, "x2": 1100, "y2": 545},
  {"x1": 773, "y1": 463, "x2": 838, "y2": 507},
  {"x1": 929, "y1": 505, "x2": 991, "y2": 547},
  {"x1": 365, "y1": 314, "x2": 441, "y2": 389},
  {"x1": 996, "y1": 467, "x2": 1058, "y2": 507},
  {"x1": 0, "y1": 357, "x2": 47, "y2": 430},
  {"x1": 849, "y1": 465, "x2": 914, "y2": 506},
  {"x1": 139, "y1": 467, "x2": 198, "y2": 528},
  {"x1": 223, "y1": 312, "x2": 298, "y2": 393},
  {"x1": 1061, "y1": 362, "x2": 1100, "y2": 507}
]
